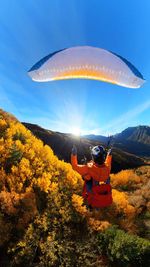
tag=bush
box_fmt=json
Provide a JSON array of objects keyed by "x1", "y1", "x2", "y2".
[{"x1": 97, "y1": 226, "x2": 150, "y2": 266}]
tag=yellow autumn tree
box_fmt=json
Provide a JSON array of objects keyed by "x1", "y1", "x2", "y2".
[
  {"x1": 110, "y1": 169, "x2": 141, "y2": 189},
  {"x1": 0, "y1": 109, "x2": 83, "y2": 244}
]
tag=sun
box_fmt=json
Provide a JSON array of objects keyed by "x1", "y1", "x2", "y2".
[{"x1": 71, "y1": 127, "x2": 81, "y2": 136}]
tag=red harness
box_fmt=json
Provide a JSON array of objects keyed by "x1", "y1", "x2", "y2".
[{"x1": 82, "y1": 180, "x2": 112, "y2": 208}]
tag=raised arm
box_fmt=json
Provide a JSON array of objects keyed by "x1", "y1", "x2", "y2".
[
  {"x1": 71, "y1": 146, "x2": 89, "y2": 177},
  {"x1": 105, "y1": 149, "x2": 112, "y2": 172}
]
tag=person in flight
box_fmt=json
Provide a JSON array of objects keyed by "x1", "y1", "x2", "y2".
[{"x1": 71, "y1": 145, "x2": 112, "y2": 209}]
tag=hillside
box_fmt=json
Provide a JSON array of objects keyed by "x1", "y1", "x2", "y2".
[
  {"x1": 0, "y1": 109, "x2": 150, "y2": 267},
  {"x1": 116, "y1": 126, "x2": 150, "y2": 144},
  {"x1": 114, "y1": 126, "x2": 150, "y2": 157},
  {"x1": 23, "y1": 122, "x2": 146, "y2": 173}
]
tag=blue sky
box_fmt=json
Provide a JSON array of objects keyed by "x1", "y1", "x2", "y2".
[{"x1": 0, "y1": 0, "x2": 150, "y2": 135}]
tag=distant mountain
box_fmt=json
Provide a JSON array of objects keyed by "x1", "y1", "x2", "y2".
[
  {"x1": 23, "y1": 123, "x2": 147, "y2": 173},
  {"x1": 116, "y1": 126, "x2": 150, "y2": 144},
  {"x1": 83, "y1": 134, "x2": 108, "y2": 144},
  {"x1": 83, "y1": 126, "x2": 150, "y2": 157},
  {"x1": 114, "y1": 126, "x2": 150, "y2": 157}
]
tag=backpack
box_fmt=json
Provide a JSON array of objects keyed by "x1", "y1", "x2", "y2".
[{"x1": 82, "y1": 178, "x2": 112, "y2": 208}]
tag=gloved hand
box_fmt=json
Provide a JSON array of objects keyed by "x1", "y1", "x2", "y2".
[
  {"x1": 107, "y1": 148, "x2": 112, "y2": 155},
  {"x1": 72, "y1": 145, "x2": 77, "y2": 155}
]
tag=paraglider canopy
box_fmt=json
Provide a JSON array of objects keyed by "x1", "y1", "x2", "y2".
[{"x1": 28, "y1": 46, "x2": 145, "y2": 88}]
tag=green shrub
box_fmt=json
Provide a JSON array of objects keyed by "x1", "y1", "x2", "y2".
[
  {"x1": 97, "y1": 226, "x2": 150, "y2": 266},
  {"x1": 5, "y1": 144, "x2": 23, "y2": 173}
]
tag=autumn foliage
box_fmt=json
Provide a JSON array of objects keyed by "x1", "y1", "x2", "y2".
[{"x1": 0, "y1": 109, "x2": 150, "y2": 266}]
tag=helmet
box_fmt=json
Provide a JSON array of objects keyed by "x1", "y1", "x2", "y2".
[{"x1": 91, "y1": 145, "x2": 106, "y2": 165}]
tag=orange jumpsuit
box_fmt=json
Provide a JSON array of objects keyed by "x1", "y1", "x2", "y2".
[
  {"x1": 71, "y1": 153, "x2": 112, "y2": 208},
  {"x1": 71, "y1": 154, "x2": 112, "y2": 182}
]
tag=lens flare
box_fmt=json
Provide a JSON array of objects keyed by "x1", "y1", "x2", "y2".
[{"x1": 70, "y1": 127, "x2": 81, "y2": 136}]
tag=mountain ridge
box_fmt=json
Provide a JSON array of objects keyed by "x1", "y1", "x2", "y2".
[
  {"x1": 83, "y1": 125, "x2": 150, "y2": 157},
  {"x1": 22, "y1": 122, "x2": 148, "y2": 173}
]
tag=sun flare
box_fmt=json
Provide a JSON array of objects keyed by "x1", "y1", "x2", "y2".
[{"x1": 71, "y1": 127, "x2": 81, "y2": 136}]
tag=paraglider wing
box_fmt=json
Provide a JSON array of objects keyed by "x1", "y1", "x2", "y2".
[{"x1": 28, "y1": 46, "x2": 145, "y2": 88}]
